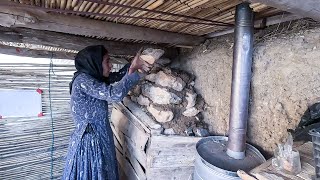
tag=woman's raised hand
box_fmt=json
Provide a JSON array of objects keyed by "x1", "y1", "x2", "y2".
[{"x1": 129, "y1": 48, "x2": 152, "y2": 75}]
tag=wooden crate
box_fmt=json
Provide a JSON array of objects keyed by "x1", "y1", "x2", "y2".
[{"x1": 110, "y1": 102, "x2": 201, "y2": 180}]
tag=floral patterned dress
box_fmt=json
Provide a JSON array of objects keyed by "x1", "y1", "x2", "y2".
[{"x1": 62, "y1": 66, "x2": 140, "y2": 180}]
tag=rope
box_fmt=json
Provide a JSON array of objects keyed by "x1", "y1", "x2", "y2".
[{"x1": 49, "y1": 53, "x2": 55, "y2": 180}]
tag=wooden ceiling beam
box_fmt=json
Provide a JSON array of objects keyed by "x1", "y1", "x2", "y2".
[
  {"x1": 0, "y1": 45, "x2": 75, "y2": 60},
  {"x1": 0, "y1": 44, "x2": 130, "y2": 64},
  {"x1": 0, "y1": 26, "x2": 178, "y2": 58},
  {"x1": 248, "y1": 0, "x2": 320, "y2": 22},
  {"x1": 206, "y1": 13, "x2": 302, "y2": 38},
  {"x1": 0, "y1": 1, "x2": 205, "y2": 46}
]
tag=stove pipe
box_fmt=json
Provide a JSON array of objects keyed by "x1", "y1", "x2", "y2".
[{"x1": 227, "y1": 3, "x2": 254, "y2": 160}]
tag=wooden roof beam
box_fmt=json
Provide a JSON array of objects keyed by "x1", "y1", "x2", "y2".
[
  {"x1": 0, "y1": 26, "x2": 178, "y2": 59},
  {"x1": 0, "y1": 45, "x2": 75, "y2": 60},
  {"x1": 0, "y1": 1, "x2": 205, "y2": 47},
  {"x1": 206, "y1": 13, "x2": 302, "y2": 38},
  {"x1": 0, "y1": 44, "x2": 131, "y2": 64},
  {"x1": 248, "y1": 0, "x2": 320, "y2": 22}
]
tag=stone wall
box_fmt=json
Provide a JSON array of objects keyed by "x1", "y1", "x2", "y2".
[{"x1": 127, "y1": 61, "x2": 209, "y2": 137}]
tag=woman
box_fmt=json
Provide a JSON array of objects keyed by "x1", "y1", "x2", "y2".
[{"x1": 62, "y1": 45, "x2": 150, "y2": 180}]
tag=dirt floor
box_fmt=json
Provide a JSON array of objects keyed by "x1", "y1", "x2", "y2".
[{"x1": 175, "y1": 19, "x2": 320, "y2": 157}]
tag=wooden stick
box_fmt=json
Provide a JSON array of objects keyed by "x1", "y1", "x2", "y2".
[{"x1": 237, "y1": 170, "x2": 258, "y2": 180}]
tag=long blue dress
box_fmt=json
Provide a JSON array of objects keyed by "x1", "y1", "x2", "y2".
[{"x1": 62, "y1": 66, "x2": 140, "y2": 180}]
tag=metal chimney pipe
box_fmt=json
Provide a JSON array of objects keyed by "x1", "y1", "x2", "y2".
[{"x1": 227, "y1": 2, "x2": 254, "y2": 160}]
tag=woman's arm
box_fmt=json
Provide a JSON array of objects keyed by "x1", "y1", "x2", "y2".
[{"x1": 75, "y1": 72, "x2": 140, "y2": 102}]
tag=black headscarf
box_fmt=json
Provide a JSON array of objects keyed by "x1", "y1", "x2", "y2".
[{"x1": 69, "y1": 45, "x2": 108, "y2": 93}]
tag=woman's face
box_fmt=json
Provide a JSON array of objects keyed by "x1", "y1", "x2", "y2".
[{"x1": 102, "y1": 53, "x2": 112, "y2": 77}]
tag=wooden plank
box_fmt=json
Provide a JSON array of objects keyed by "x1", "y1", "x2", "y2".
[
  {"x1": 148, "y1": 135, "x2": 201, "y2": 149},
  {"x1": 251, "y1": 161, "x2": 313, "y2": 180},
  {"x1": 255, "y1": 172, "x2": 288, "y2": 180},
  {"x1": 147, "y1": 136, "x2": 200, "y2": 168},
  {"x1": 113, "y1": 102, "x2": 152, "y2": 134},
  {"x1": 113, "y1": 129, "x2": 147, "y2": 176},
  {"x1": 147, "y1": 166, "x2": 194, "y2": 180},
  {"x1": 250, "y1": 142, "x2": 315, "y2": 180},
  {"x1": 121, "y1": 98, "x2": 162, "y2": 131},
  {"x1": 111, "y1": 107, "x2": 149, "y2": 151},
  {"x1": 251, "y1": 159, "x2": 303, "y2": 180},
  {"x1": 124, "y1": 135, "x2": 148, "y2": 169},
  {"x1": 114, "y1": 135, "x2": 146, "y2": 180},
  {"x1": 110, "y1": 122, "x2": 125, "y2": 147},
  {"x1": 0, "y1": 44, "x2": 75, "y2": 60},
  {"x1": 113, "y1": 130, "x2": 147, "y2": 170},
  {"x1": 111, "y1": 125, "x2": 147, "y2": 169},
  {"x1": 0, "y1": 1, "x2": 205, "y2": 46},
  {"x1": 125, "y1": 143, "x2": 147, "y2": 180},
  {"x1": 118, "y1": 161, "x2": 128, "y2": 180},
  {"x1": 0, "y1": 26, "x2": 177, "y2": 58},
  {"x1": 112, "y1": 104, "x2": 151, "y2": 133},
  {"x1": 147, "y1": 135, "x2": 201, "y2": 169},
  {"x1": 112, "y1": 104, "x2": 202, "y2": 179},
  {"x1": 148, "y1": 154, "x2": 197, "y2": 168},
  {"x1": 110, "y1": 109, "x2": 148, "y2": 168},
  {"x1": 115, "y1": 147, "x2": 140, "y2": 180},
  {"x1": 249, "y1": 0, "x2": 320, "y2": 22},
  {"x1": 297, "y1": 161, "x2": 315, "y2": 180},
  {"x1": 206, "y1": 14, "x2": 302, "y2": 38},
  {"x1": 127, "y1": 156, "x2": 147, "y2": 180},
  {"x1": 296, "y1": 142, "x2": 314, "y2": 158},
  {"x1": 0, "y1": 44, "x2": 128, "y2": 63},
  {"x1": 113, "y1": 135, "x2": 123, "y2": 154}
]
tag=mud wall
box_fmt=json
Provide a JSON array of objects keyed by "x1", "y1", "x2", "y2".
[{"x1": 177, "y1": 21, "x2": 320, "y2": 155}]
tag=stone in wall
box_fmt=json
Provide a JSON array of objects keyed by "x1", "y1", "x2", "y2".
[
  {"x1": 183, "y1": 107, "x2": 200, "y2": 117},
  {"x1": 186, "y1": 91, "x2": 197, "y2": 108},
  {"x1": 147, "y1": 104, "x2": 174, "y2": 123},
  {"x1": 142, "y1": 83, "x2": 182, "y2": 105},
  {"x1": 136, "y1": 95, "x2": 150, "y2": 106},
  {"x1": 145, "y1": 71, "x2": 186, "y2": 91}
]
